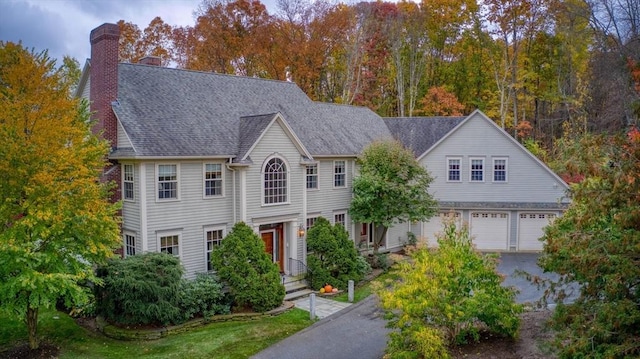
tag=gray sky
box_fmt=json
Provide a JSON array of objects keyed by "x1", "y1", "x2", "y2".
[{"x1": 0, "y1": 0, "x2": 278, "y2": 65}]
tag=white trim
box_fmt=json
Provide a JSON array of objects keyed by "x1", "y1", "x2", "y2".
[
  {"x1": 261, "y1": 154, "x2": 291, "y2": 206},
  {"x1": 305, "y1": 163, "x2": 319, "y2": 190},
  {"x1": 469, "y1": 157, "x2": 485, "y2": 182},
  {"x1": 240, "y1": 113, "x2": 314, "y2": 162},
  {"x1": 204, "y1": 225, "x2": 226, "y2": 272},
  {"x1": 492, "y1": 157, "x2": 508, "y2": 183},
  {"x1": 446, "y1": 156, "x2": 462, "y2": 182},
  {"x1": 202, "y1": 162, "x2": 225, "y2": 199},
  {"x1": 139, "y1": 162, "x2": 148, "y2": 252},
  {"x1": 155, "y1": 163, "x2": 180, "y2": 202},
  {"x1": 240, "y1": 169, "x2": 247, "y2": 222},
  {"x1": 157, "y1": 230, "x2": 182, "y2": 258},
  {"x1": 122, "y1": 163, "x2": 135, "y2": 202},
  {"x1": 123, "y1": 230, "x2": 137, "y2": 257},
  {"x1": 333, "y1": 160, "x2": 347, "y2": 188},
  {"x1": 259, "y1": 228, "x2": 279, "y2": 265}
]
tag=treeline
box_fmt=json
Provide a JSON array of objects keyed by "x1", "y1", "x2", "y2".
[{"x1": 117, "y1": 0, "x2": 640, "y2": 147}]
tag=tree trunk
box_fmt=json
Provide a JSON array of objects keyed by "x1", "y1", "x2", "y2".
[
  {"x1": 26, "y1": 305, "x2": 39, "y2": 350},
  {"x1": 373, "y1": 225, "x2": 388, "y2": 254}
]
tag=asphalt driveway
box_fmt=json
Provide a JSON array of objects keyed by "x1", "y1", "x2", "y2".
[{"x1": 252, "y1": 252, "x2": 570, "y2": 359}]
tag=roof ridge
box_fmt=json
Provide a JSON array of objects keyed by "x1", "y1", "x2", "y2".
[{"x1": 118, "y1": 62, "x2": 301, "y2": 86}]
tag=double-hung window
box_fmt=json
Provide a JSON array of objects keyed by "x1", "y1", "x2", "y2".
[
  {"x1": 334, "y1": 212, "x2": 346, "y2": 228},
  {"x1": 263, "y1": 157, "x2": 288, "y2": 204},
  {"x1": 334, "y1": 161, "x2": 346, "y2": 187},
  {"x1": 306, "y1": 164, "x2": 318, "y2": 189},
  {"x1": 205, "y1": 228, "x2": 224, "y2": 271},
  {"x1": 158, "y1": 164, "x2": 178, "y2": 200},
  {"x1": 306, "y1": 216, "x2": 318, "y2": 230},
  {"x1": 204, "y1": 163, "x2": 223, "y2": 197},
  {"x1": 493, "y1": 158, "x2": 508, "y2": 182},
  {"x1": 124, "y1": 233, "x2": 136, "y2": 257},
  {"x1": 160, "y1": 234, "x2": 180, "y2": 257},
  {"x1": 447, "y1": 158, "x2": 461, "y2": 182},
  {"x1": 123, "y1": 164, "x2": 134, "y2": 200},
  {"x1": 470, "y1": 158, "x2": 484, "y2": 182}
]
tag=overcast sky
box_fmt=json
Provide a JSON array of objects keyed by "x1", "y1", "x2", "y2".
[{"x1": 0, "y1": 0, "x2": 279, "y2": 66}]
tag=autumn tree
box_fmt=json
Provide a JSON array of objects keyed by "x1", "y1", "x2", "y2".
[
  {"x1": 118, "y1": 17, "x2": 175, "y2": 65},
  {"x1": 416, "y1": 86, "x2": 465, "y2": 116},
  {"x1": 349, "y1": 140, "x2": 437, "y2": 253},
  {"x1": 539, "y1": 128, "x2": 640, "y2": 357},
  {"x1": 0, "y1": 43, "x2": 121, "y2": 350}
]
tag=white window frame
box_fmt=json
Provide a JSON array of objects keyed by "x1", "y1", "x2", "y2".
[
  {"x1": 204, "y1": 226, "x2": 225, "y2": 272},
  {"x1": 156, "y1": 163, "x2": 180, "y2": 201},
  {"x1": 124, "y1": 231, "x2": 136, "y2": 257},
  {"x1": 446, "y1": 157, "x2": 462, "y2": 182},
  {"x1": 306, "y1": 164, "x2": 318, "y2": 190},
  {"x1": 203, "y1": 163, "x2": 224, "y2": 198},
  {"x1": 306, "y1": 216, "x2": 319, "y2": 230},
  {"x1": 158, "y1": 230, "x2": 181, "y2": 258},
  {"x1": 262, "y1": 155, "x2": 290, "y2": 206},
  {"x1": 333, "y1": 160, "x2": 346, "y2": 188},
  {"x1": 334, "y1": 211, "x2": 347, "y2": 228},
  {"x1": 123, "y1": 164, "x2": 135, "y2": 201},
  {"x1": 492, "y1": 157, "x2": 508, "y2": 183},
  {"x1": 469, "y1": 157, "x2": 485, "y2": 182}
]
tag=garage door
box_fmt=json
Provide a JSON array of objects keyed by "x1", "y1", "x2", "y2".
[
  {"x1": 518, "y1": 213, "x2": 556, "y2": 251},
  {"x1": 422, "y1": 212, "x2": 461, "y2": 247},
  {"x1": 469, "y1": 212, "x2": 509, "y2": 251}
]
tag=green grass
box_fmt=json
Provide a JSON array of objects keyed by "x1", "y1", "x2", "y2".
[{"x1": 0, "y1": 308, "x2": 313, "y2": 359}]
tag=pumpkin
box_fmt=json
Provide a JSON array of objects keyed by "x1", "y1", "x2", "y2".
[
  {"x1": 319, "y1": 288, "x2": 325, "y2": 293},
  {"x1": 324, "y1": 284, "x2": 333, "y2": 293},
  {"x1": 332, "y1": 288, "x2": 338, "y2": 293}
]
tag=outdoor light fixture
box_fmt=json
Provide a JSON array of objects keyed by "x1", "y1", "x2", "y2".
[{"x1": 298, "y1": 224, "x2": 306, "y2": 238}]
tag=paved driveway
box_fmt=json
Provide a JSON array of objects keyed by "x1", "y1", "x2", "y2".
[{"x1": 252, "y1": 252, "x2": 571, "y2": 359}]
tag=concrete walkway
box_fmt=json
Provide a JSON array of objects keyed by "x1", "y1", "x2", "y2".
[{"x1": 292, "y1": 296, "x2": 352, "y2": 319}]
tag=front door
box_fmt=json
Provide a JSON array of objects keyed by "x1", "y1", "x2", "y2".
[{"x1": 261, "y1": 229, "x2": 284, "y2": 272}]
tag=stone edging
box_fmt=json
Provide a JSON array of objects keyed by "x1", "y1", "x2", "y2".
[{"x1": 96, "y1": 301, "x2": 295, "y2": 341}]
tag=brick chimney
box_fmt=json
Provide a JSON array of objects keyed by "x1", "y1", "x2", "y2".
[
  {"x1": 90, "y1": 23, "x2": 122, "y2": 204},
  {"x1": 139, "y1": 56, "x2": 162, "y2": 66},
  {"x1": 90, "y1": 23, "x2": 120, "y2": 149}
]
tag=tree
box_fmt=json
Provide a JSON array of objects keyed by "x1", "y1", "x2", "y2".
[
  {"x1": 376, "y1": 222, "x2": 522, "y2": 358},
  {"x1": 539, "y1": 128, "x2": 640, "y2": 357},
  {"x1": 210, "y1": 222, "x2": 284, "y2": 312},
  {"x1": 305, "y1": 217, "x2": 369, "y2": 290},
  {"x1": 0, "y1": 42, "x2": 121, "y2": 350},
  {"x1": 416, "y1": 86, "x2": 465, "y2": 116},
  {"x1": 349, "y1": 139, "x2": 437, "y2": 253}
]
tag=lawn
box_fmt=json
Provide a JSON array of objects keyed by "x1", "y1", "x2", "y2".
[{"x1": 0, "y1": 308, "x2": 313, "y2": 359}]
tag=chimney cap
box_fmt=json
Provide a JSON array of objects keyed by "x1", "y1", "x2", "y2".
[{"x1": 90, "y1": 23, "x2": 120, "y2": 45}]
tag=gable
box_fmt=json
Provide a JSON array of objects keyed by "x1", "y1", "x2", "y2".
[
  {"x1": 239, "y1": 113, "x2": 312, "y2": 162},
  {"x1": 421, "y1": 110, "x2": 569, "y2": 205}
]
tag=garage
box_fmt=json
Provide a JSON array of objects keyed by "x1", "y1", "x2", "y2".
[
  {"x1": 422, "y1": 211, "x2": 461, "y2": 247},
  {"x1": 469, "y1": 212, "x2": 509, "y2": 251},
  {"x1": 518, "y1": 213, "x2": 557, "y2": 251}
]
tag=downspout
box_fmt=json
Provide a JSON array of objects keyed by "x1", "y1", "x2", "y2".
[{"x1": 226, "y1": 158, "x2": 236, "y2": 224}]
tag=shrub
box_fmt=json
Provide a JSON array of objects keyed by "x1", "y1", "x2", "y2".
[
  {"x1": 95, "y1": 252, "x2": 184, "y2": 326},
  {"x1": 306, "y1": 217, "x2": 368, "y2": 290},
  {"x1": 210, "y1": 222, "x2": 284, "y2": 312},
  {"x1": 180, "y1": 274, "x2": 230, "y2": 320},
  {"x1": 376, "y1": 222, "x2": 523, "y2": 358}
]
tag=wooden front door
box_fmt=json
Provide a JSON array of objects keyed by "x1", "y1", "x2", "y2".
[{"x1": 261, "y1": 229, "x2": 284, "y2": 272}]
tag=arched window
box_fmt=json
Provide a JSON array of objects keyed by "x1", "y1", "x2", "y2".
[{"x1": 263, "y1": 157, "x2": 288, "y2": 204}]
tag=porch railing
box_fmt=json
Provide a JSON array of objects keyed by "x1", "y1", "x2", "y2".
[{"x1": 287, "y1": 257, "x2": 308, "y2": 278}]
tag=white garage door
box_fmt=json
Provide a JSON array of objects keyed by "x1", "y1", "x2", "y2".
[
  {"x1": 518, "y1": 213, "x2": 556, "y2": 251},
  {"x1": 422, "y1": 212, "x2": 461, "y2": 247},
  {"x1": 469, "y1": 212, "x2": 509, "y2": 251}
]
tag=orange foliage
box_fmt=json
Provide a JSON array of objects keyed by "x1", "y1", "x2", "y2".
[
  {"x1": 516, "y1": 120, "x2": 533, "y2": 139},
  {"x1": 417, "y1": 86, "x2": 465, "y2": 116}
]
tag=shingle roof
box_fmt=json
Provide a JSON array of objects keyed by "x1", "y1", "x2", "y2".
[
  {"x1": 238, "y1": 113, "x2": 278, "y2": 160},
  {"x1": 112, "y1": 64, "x2": 393, "y2": 158},
  {"x1": 383, "y1": 117, "x2": 466, "y2": 157}
]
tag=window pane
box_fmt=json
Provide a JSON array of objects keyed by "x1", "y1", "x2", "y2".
[
  {"x1": 448, "y1": 159, "x2": 460, "y2": 181},
  {"x1": 264, "y1": 158, "x2": 287, "y2": 204},
  {"x1": 494, "y1": 159, "x2": 506, "y2": 182},
  {"x1": 158, "y1": 165, "x2": 177, "y2": 199},
  {"x1": 205, "y1": 163, "x2": 222, "y2": 196},
  {"x1": 334, "y1": 161, "x2": 346, "y2": 187},
  {"x1": 471, "y1": 159, "x2": 483, "y2": 181},
  {"x1": 306, "y1": 164, "x2": 318, "y2": 189}
]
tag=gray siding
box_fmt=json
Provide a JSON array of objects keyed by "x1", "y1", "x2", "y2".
[
  {"x1": 422, "y1": 113, "x2": 567, "y2": 205},
  {"x1": 306, "y1": 158, "x2": 354, "y2": 229},
  {"x1": 117, "y1": 121, "x2": 133, "y2": 148},
  {"x1": 244, "y1": 122, "x2": 305, "y2": 223},
  {"x1": 141, "y1": 160, "x2": 235, "y2": 278}
]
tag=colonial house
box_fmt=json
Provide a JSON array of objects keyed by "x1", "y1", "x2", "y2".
[{"x1": 77, "y1": 23, "x2": 569, "y2": 279}]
